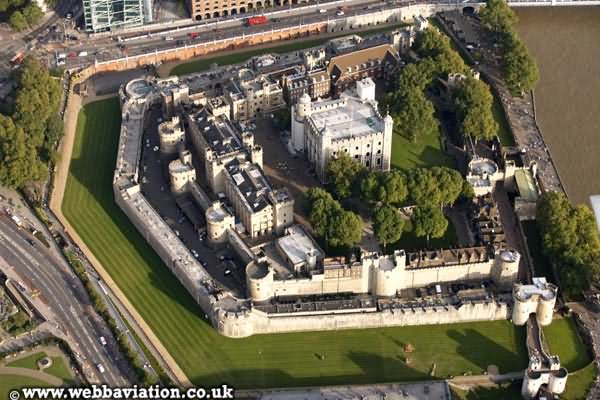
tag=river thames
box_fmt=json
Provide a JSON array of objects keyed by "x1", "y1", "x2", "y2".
[{"x1": 516, "y1": 7, "x2": 600, "y2": 207}]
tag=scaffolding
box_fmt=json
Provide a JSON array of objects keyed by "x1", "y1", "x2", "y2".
[{"x1": 83, "y1": 0, "x2": 147, "y2": 32}]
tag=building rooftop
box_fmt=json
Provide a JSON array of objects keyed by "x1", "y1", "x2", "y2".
[
  {"x1": 405, "y1": 247, "x2": 490, "y2": 270},
  {"x1": 226, "y1": 160, "x2": 273, "y2": 213},
  {"x1": 309, "y1": 96, "x2": 383, "y2": 140},
  {"x1": 276, "y1": 225, "x2": 323, "y2": 267},
  {"x1": 189, "y1": 108, "x2": 243, "y2": 157},
  {"x1": 328, "y1": 44, "x2": 398, "y2": 82},
  {"x1": 514, "y1": 277, "x2": 557, "y2": 302},
  {"x1": 515, "y1": 169, "x2": 539, "y2": 202}
]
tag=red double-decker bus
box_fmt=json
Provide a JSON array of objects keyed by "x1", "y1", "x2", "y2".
[{"x1": 246, "y1": 15, "x2": 268, "y2": 26}]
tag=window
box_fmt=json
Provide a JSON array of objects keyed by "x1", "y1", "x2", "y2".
[
  {"x1": 376, "y1": 158, "x2": 381, "y2": 165},
  {"x1": 366, "y1": 152, "x2": 370, "y2": 157},
  {"x1": 377, "y1": 150, "x2": 381, "y2": 154}
]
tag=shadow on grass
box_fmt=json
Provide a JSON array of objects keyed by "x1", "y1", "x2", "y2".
[
  {"x1": 191, "y1": 351, "x2": 430, "y2": 390},
  {"x1": 447, "y1": 328, "x2": 528, "y2": 374}
]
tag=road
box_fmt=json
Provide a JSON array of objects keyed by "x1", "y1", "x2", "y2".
[
  {"x1": 0, "y1": 216, "x2": 130, "y2": 386},
  {"x1": 56, "y1": 0, "x2": 419, "y2": 68}
]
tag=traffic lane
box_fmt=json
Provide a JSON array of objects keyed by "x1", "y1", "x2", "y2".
[
  {"x1": 0, "y1": 225, "x2": 124, "y2": 386},
  {"x1": 0, "y1": 219, "x2": 129, "y2": 386}
]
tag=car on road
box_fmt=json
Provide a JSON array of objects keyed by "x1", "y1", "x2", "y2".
[
  {"x1": 96, "y1": 363, "x2": 105, "y2": 373},
  {"x1": 99, "y1": 336, "x2": 107, "y2": 346},
  {"x1": 336, "y1": 10, "x2": 344, "y2": 16},
  {"x1": 191, "y1": 249, "x2": 199, "y2": 259},
  {"x1": 224, "y1": 269, "x2": 232, "y2": 276},
  {"x1": 319, "y1": 9, "x2": 326, "y2": 13},
  {"x1": 164, "y1": 36, "x2": 174, "y2": 41},
  {"x1": 26, "y1": 239, "x2": 35, "y2": 246}
]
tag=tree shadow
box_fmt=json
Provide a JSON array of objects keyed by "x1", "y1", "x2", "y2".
[{"x1": 447, "y1": 327, "x2": 528, "y2": 374}]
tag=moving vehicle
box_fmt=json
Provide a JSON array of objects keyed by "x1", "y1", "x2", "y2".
[
  {"x1": 189, "y1": 32, "x2": 199, "y2": 39},
  {"x1": 96, "y1": 363, "x2": 105, "y2": 373},
  {"x1": 247, "y1": 15, "x2": 268, "y2": 26},
  {"x1": 319, "y1": 9, "x2": 327, "y2": 13},
  {"x1": 99, "y1": 336, "x2": 107, "y2": 346}
]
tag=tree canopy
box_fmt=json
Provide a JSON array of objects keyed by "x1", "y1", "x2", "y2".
[
  {"x1": 412, "y1": 204, "x2": 448, "y2": 244},
  {"x1": 326, "y1": 152, "x2": 366, "y2": 200},
  {"x1": 306, "y1": 188, "x2": 363, "y2": 250},
  {"x1": 406, "y1": 167, "x2": 464, "y2": 207},
  {"x1": 373, "y1": 205, "x2": 405, "y2": 250},
  {"x1": 3, "y1": 0, "x2": 43, "y2": 31},
  {"x1": 536, "y1": 192, "x2": 600, "y2": 298},
  {"x1": 0, "y1": 57, "x2": 61, "y2": 189},
  {"x1": 391, "y1": 87, "x2": 438, "y2": 143},
  {"x1": 480, "y1": 0, "x2": 539, "y2": 95},
  {"x1": 452, "y1": 76, "x2": 498, "y2": 141}
]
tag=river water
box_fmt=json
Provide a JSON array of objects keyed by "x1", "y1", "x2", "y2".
[{"x1": 516, "y1": 7, "x2": 600, "y2": 206}]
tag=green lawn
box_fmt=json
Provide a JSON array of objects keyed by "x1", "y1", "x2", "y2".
[
  {"x1": 7, "y1": 352, "x2": 46, "y2": 370},
  {"x1": 543, "y1": 317, "x2": 591, "y2": 372},
  {"x1": 561, "y1": 362, "x2": 597, "y2": 400},
  {"x1": 6, "y1": 351, "x2": 74, "y2": 384},
  {"x1": 491, "y1": 93, "x2": 515, "y2": 146},
  {"x1": 61, "y1": 97, "x2": 531, "y2": 388},
  {"x1": 171, "y1": 23, "x2": 408, "y2": 76},
  {"x1": 391, "y1": 128, "x2": 454, "y2": 171},
  {"x1": 0, "y1": 375, "x2": 50, "y2": 399}
]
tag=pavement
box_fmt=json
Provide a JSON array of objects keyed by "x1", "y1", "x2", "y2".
[{"x1": 0, "y1": 216, "x2": 130, "y2": 386}]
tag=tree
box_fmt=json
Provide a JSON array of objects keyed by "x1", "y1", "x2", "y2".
[
  {"x1": 406, "y1": 168, "x2": 442, "y2": 206},
  {"x1": 392, "y1": 88, "x2": 438, "y2": 143},
  {"x1": 453, "y1": 77, "x2": 498, "y2": 141},
  {"x1": 306, "y1": 187, "x2": 363, "y2": 249},
  {"x1": 22, "y1": 3, "x2": 42, "y2": 26},
  {"x1": 412, "y1": 204, "x2": 448, "y2": 245},
  {"x1": 479, "y1": 0, "x2": 518, "y2": 36},
  {"x1": 373, "y1": 206, "x2": 405, "y2": 250},
  {"x1": 379, "y1": 170, "x2": 408, "y2": 206},
  {"x1": 359, "y1": 171, "x2": 381, "y2": 205},
  {"x1": 329, "y1": 210, "x2": 363, "y2": 249},
  {"x1": 536, "y1": 192, "x2": 600, "y2": 297},
  {"x1": 412, "y1": 28, "x2": 468, "y2": 77},
  {"x1": 503, "y1": 38, "x2": 540, "y2": 95},
  {"x1": 0, "y1": 115, "x2": 48, "y2": 188},
  {"x1": 432, "y1": 167, "x2": 464, "y2": 207},
  {"x1": 326, "y1": 152, "x2": 365, "y2": 200},
  {"x1": 9, "y1": 11, "x2": 28, "y2": 31}
]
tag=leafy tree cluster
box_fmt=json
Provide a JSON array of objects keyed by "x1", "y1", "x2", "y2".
[
  {"x1": 0, "y1": 57, "x2": 62, "y2": 189},
  {"x1": 479, "y1": 0, "x2": 539, "y2": 95},
  {"x1": 452, "y1": 76, "x2": 498, "y2": 141},
  {"x1": 306, "y1": 188, "x2": 363, "y2": 250},
  {"x1": 536, "y1": 192, "x2": 600, "y2": 298},
  {"x1": 382, "y1": 27, "x2": 470, "y2": 143},
  {"x1": 1, "y1": 0, "x2": 44, "y2": 31},
  {"x1": 325, "y1": 154, "x2": 471, "y2": 248}
]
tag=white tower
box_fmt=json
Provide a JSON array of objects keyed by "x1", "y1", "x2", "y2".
[{"x1": 291, "y1": 93, "x2": 312, "y2": 152}]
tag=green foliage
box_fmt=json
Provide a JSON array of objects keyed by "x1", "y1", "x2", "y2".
[
  {"x1": 406, "y1": 167, "x2": 463, "y2": 207},
  {"x1": 479, "y1": 0, "x2": 518, "y2": 35},
  {"x1": 479, "y1": 0, "x2": 538, "y2": 95},
  {"x1": 306, "y1": 188, "x2": 363, "y2": 249},
  {"x1": 453, "y1": 77, "x2": 498, "y2": 141},
  {"x1": 411, "y1": 204, "x2": 448, "y2": 243},
  {"x1": 21, "y1": 3, "x2": 42, "y2": 26},
  {"x1": 1, "y1": 310, "x2": 34, "y2": 336},
  {"x1": 392, "y1": 88, "x2": 438, "y2": 143},
  {"x1": 0, "y1": 58, "x2": 61, "y2": 188},
  {"x1": 536, "y1": 192, "x2": 600, "y2": 297},
  {"x1": 272, "y1": 109, "x2": 291, "y2": 131},
  {"x1": 412, "y1": 28, "x2": 468, "y2": 78},
  {"x1": 373, "y1": 206, "x2": 405, "y2": 250},
  {"x1": 9, "y1": 10, "x2": 27, "y2": 31},
  {"x1": 326, "y1": 152, "x2": 366, "y2": 200},
  {"x1": 502, "y1": 38, "x2": 540, "y2": 96}
]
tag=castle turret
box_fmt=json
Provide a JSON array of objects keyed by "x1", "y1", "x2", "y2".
[
  {"x1": 246, "y1": 259, "x2": 274, "y2": 302},
  {"x1": 512, "y1": 277, "x2": 558, "y2": 326},
  {"x1": 168, "y1": 150, "x2": 196, "y2": 194},
  {"x1": 158, "y1": 116, "x2": 185, "y2": 154},
  {"x1": 493, "y1": 249, "x2": 520, "y2": 287},
  {"x1": 371, "y1": 250, "x2": 405, "y2": 297},
  {"x1": 206, "y1": 202, "x2": 234, "y2": 244},
  {"x1": 521, "y1": 370, "x2": 544, "y2": 399},
  {"x1": 547, "y1": 368, "x2": 568, "y2": 394},
  {"x1": 291, "y1": 93, "x2": 311, "y2": 152}
]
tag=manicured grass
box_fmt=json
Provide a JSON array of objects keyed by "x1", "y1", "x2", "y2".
[
  {"x1": 45, "y1": 357, "x2": 74, "y2": 384},
  {"x1": 0, "y1": 375, "x2": 50, "y2": 399},
  {"x1": 562, "y1": 362, "x2": 597, "y2": 400},
  {"x1": 171, "y1": 23, "x2": 408, "y2": 76},
  {"x1": 543, "y1": 317, "x2": 591, "y2": 372},
  {"x1": 7, "y1": 352, "x2": 47, "y2": 370},
  {"x1": 62, "y1": 98, "x2": 529, "y2": 388},
  {"x1": 6, "y1": 351, "x2": 74, "y2": 384},
  {"x1": 391, "y1": 128, "x2": 454, "y2": 171},
  {"x1": 491, "y1": 93, "x2": 515, "y2": 146},
  {"x1": 451, "y1": 383, "x2": 522, "y2": 400}
]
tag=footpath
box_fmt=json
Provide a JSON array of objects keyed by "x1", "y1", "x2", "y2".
[{"x1": 48, "y1": 88, "x2": 192, "y2": 387}]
